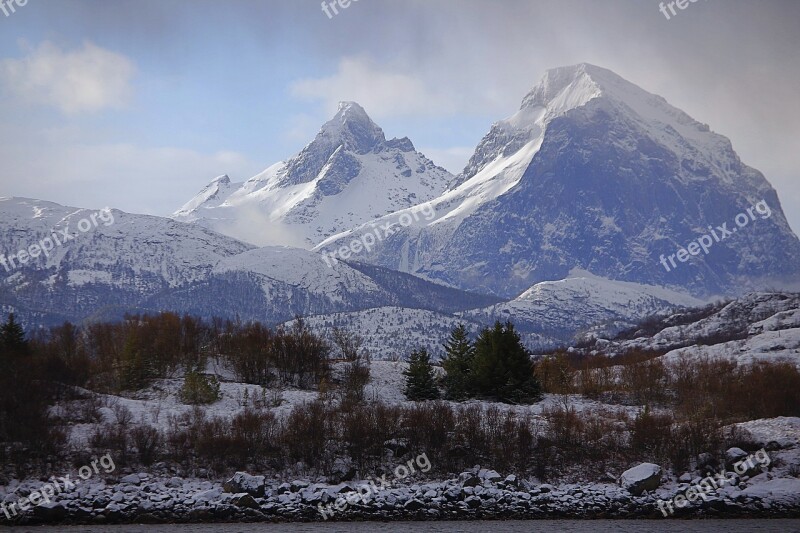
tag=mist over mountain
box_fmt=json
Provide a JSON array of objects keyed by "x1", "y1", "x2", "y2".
[{"x1": 173, "y1": 102, "x2": 452, "y2": 248}]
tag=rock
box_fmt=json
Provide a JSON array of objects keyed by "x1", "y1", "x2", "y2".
[
  {"x1": 33, "y1": 502, "x2": 67, "y2": 521},
  {"x1": 461, "y1": 475, "x2": 481, "y2": 488},
  {"x1": 726, "y1": 447, "x2": 749, "y2": 467},
  {"x1": 679, "y1": 473, "x2": 692, "y2": 483},
  {"x1": 502, "y1": 474, "x2": 519, "y2": 488},
  {"x1": 232, "y1": 494, "x2": 260, "y2": 510},
  {"x1": 619, "y1": 463, "x2": 662, "y2": 496},
  {"x1": 223, "y1": 472, "x2": 266, "y2": 498},
  {"x1": 119, "y1": 474, "x2": 142, "y2": 485},
  {"x1": 194, "y1": 488, "x2": 223, "y2": 503},
  {"x1": 290, "y1": 480, "x2": 310, "y2": 493},
  {"x1": 464, "y1": 495, "x2": 482, "y2": 508},
  {"x1": 404, "y1": 499, "x2": 426, "y2": 511},
  {"x1": 165, "y1": 477, "x2": 183, "y2": 489},
  {"x1": 479, "y1": 469, "x2": 502, "y2": 482}
]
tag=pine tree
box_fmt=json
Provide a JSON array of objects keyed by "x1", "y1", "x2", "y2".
[
  {"x1": 0, "y1": 313, "x2": 28, "y2": 356},
  {"x1": 470, "y1": 321, "x2": 541, "y2": 404},
  {"x1": 403, "y1": 348, "x2": 440, "y2": 401},
  {"x1": 441, "y1": 324, "x2": 474, "y2": 400}
]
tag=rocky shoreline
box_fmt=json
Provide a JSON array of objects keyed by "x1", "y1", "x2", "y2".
[{"x1": 3, "y1": 467, "x2": 799, "y2": 526}]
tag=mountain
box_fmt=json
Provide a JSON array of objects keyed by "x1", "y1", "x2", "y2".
[
  {"x1": 0, "y1": 196, "x2": 698, "y2": 354},
  {"x1": 0, "y1": 198, "x2": 498, "y2": 329},
  {"x1": 460, "y1": 270, "x2": 704, "y2": 343},
  {"x1": 316, "y1": 64, "x2": 800, "y2": 299},
  {"x1": 578, "y1": 292, "x2": 800, "y2": 368},
  {"x1": 173, "y1": 102, "x2": 453, "y2": 247}
]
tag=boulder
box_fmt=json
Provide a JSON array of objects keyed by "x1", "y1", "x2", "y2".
[
  {"x1": 725, "y1": 447, "x2": 749, "y2": 467},
  {"x1": 223, "y1": 472, "x2": 266, "y2": 498},
  {"x1": 619, "y1": 463, "x2": 662, "y2": 496},
  {"x1": 33, "y1": 502, "x2": 67, "y2": 521},
  {"x1": 231, "y1": 494, "x2": 260, "y2": 510},
  {"x1": 404, "y1": 499, "x2": 426, "y2": 511},
  {"x1": 478, "y1": 469, "x2": 502, "y2": 482},
  {"x1": 290, "y1": 480, "x2": 310, "y2": 493},
  {"x1": 119, "y1": 474, "x2": 143, "y2": 485},
  {"x1": 461, "y1": 475, "x2": 481, "y2": 488}
]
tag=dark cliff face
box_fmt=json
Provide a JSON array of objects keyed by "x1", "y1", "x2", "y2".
[{"x1": 417, "y1": 95, "x2": 800, "y2": 298}]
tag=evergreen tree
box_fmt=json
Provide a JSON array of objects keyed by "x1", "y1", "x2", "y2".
[
  {"x1": 470, "y1": 321, "x2": 542, "y2": 404},
  {"x1": 403, "y1": 348, "x2": 440, "y2": 401},
  {"x1": 441, "y1": 324, "x2": 475, "y2": 400},
  {"x1": 0, "y1": 313, "x2": 28, "y2": 356}
]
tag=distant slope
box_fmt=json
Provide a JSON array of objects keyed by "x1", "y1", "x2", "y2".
[{"x1": 0, "y1": 198, "x2": 498, "y2": 328}]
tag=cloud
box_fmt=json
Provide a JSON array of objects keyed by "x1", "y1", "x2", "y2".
[
  {"x1": 290, "y1": 57, "x2": 457, "y2": 119},
  {"x1": 0, "y1": 41, "x2": 135, "y2": 114}
]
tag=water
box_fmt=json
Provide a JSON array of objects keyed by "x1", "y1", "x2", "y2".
[{"x1": 8, "y1": 520, "x2": 800, "y2": 532}]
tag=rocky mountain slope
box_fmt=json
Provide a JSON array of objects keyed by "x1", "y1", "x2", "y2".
[
  {"x1": 317, "y1": 64, "x2": 800, "y2": 299},
  {"x1": 173, "y1": 102, "x2": 452, "y2": 248}
]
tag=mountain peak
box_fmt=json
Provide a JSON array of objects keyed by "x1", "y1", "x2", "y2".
[
  {"x1": 318, "y1": 101, "x2": 386, "y2": 154},
  {"x1": 520, "y1": 63, "x2": 620, "y2": 113},
  {"x1": 335, "y1": 101, "x2": 369, "y2": 119}
]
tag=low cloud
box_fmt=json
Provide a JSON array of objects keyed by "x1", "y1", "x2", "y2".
[
  {"x1": 0, "y1": 41, "x2": 135, "y2": 114},
  {"x1": 290, "y1": 56, "x2": 457, "y2": 119}
]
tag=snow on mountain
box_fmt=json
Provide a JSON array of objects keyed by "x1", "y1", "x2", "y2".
[
  {"x1": 288, "y1": 307, "x2": 483, "y2": 361},
  {"x1": 317, "y1": 64, "x2": 800, "y2": 299},
  {"x1": 173, "y1": 102, "x2": 452, "y2": 248},
  {"x1": 0, "y1": 197, "x2": 254, "y2": 325},
  {"x1": 0, "y1": 198, "x2": 498, "y2": 329},
  {"x1": 0, "y1": 197, "x2": 253, "y2": 289},
  {"x1": 591, "y1": 292, "x2": 800, "y2": 367},
  {"x1": 461, "y1": 270, "x2": 705, "y2": 342}
]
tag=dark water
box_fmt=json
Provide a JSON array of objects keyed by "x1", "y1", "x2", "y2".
[{"x1": 7, "y1": 520, "x2": 800, "y2": 532}]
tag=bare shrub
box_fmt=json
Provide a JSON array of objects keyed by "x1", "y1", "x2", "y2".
[{"x1": 132, "y1": 424, "x2": 161, "y2": 466}]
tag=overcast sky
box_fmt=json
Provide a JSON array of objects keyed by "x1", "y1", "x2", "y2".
[{"x1": 0, "y1": 0, "x2": 798, "y2": 233}]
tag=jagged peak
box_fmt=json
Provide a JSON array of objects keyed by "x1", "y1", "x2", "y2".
[
  {"x1": 334, "y1": 101, "x2": 371, "y2": 122},
  {"x1": 315, "y1": 101, "x2": 386, "y2": 154},
  {"x1": 520, "y1": 63, "x2": 619, "y2": 113}
]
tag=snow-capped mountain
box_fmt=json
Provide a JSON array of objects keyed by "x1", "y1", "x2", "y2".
[
  {"x1": 173, "y1": 102, "x2": 453, "y2": 247},
  {"x1": 317, "y1": 64, "x2": 800, "y2": 299},
  {"x1": 0, "y1": 198, "x2": 497, "y2": 329}
]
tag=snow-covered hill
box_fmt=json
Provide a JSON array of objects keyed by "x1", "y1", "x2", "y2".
[
  {"x1": 0, "y1": 198, "x2": 497, "y2": 328},
  {"x1": 461, "y1": 270, "x2": 704, "y2": 341},
  {"x1": 173, "y1": 102, "x2": 452, "y2": 248},
  {"x1": 584, "y1": 292, "x2": 800, "y2": 368}
]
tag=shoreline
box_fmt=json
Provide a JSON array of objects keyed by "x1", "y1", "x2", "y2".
[{"x1": 3, "y1": 471, "x2": 799, "y2": 526}]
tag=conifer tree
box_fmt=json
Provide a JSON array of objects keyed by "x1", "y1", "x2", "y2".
[
  {"x1": 403, "y1": 348, "x2": 440, "y2": 401},
  {"x1": 0, "y1": 313, "x2": 28, "y2": 356},
  {"x1": 470, "y1": 321, "x2": 541, "y2": 404},
  {"x1": 441, "y1": 324, "x2": 475, "y2": 400}
]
